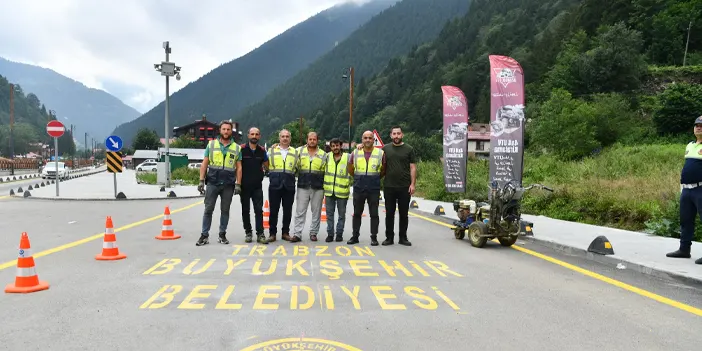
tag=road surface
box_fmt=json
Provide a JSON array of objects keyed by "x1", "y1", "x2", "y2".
[{"x1": 0, "y1": 191, "x2": 700, "y2": 351}]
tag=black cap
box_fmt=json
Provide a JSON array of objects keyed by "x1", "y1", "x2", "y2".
[{"x1": 696, "y1": 116, "x2": 702, "y2": 125}]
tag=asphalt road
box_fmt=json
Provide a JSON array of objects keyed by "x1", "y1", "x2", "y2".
[{"x1": 0, "y1": 193, "x2": 701, "y2": 351}]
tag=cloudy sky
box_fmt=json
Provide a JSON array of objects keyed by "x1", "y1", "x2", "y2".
[{"x1": 0, "y1": 0, "x2": 366, "y2": 114}]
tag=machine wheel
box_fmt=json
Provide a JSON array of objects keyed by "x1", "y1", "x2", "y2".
[
  {"x1": 498, "y1": 236, "x2": 518, "y2": 247},
  {"x1": 467, "y1": 221, "x2": 488, "y2": 248},
  {"x1": 454, "y1": 228, "x2": 466, "y2": 240}
]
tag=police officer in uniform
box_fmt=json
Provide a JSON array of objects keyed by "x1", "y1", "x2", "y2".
[
  {"x1": 323, "y1": 138, "x2": 351, "y2": 242},
  {"x1": 197, "y1": 120, "x2": 242, "y2": 246},
  {"x1": 666, "y1": 116, "x2": 702, "y2": 264},
  {"x1": 266, "y1": 129, "x2": 300, "y2": 243},
  {"x1": 347, "y1": 130, "x2": 385, "y2": 246}
]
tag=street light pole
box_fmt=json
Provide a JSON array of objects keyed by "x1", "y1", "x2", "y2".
[
  {"x1": 342, "y1": 67, "x2": 354, "y2": 153},
  {"x1": 154, "y1": 41, "x2": 182, "y2": 188},
  {"x1": 9, "y1": 83, "x2": 15, "y2": 176}
]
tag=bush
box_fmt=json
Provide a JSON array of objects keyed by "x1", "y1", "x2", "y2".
[{"x1": 414, "y1": 143, "x2": 702, "y2": 241}]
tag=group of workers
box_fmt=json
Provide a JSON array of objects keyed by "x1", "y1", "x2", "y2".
[{"x1": 195, "y1": 120, "x2": 417, "y2": 247}]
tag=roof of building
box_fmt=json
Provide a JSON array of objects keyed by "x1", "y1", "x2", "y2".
[{"x1": 467, "y1": 131, "x2": 491, "y2": 141}]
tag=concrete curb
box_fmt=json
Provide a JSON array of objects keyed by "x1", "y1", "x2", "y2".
[
  {"x1": 12, "y1": 194, "x2": 205, "y2": 201},
  {"x1": 6, "y1": 169, "x2": 106, "y2": 195},
  {"x1": 402, "y1": 204, "x2": 702, "y2": 288}
]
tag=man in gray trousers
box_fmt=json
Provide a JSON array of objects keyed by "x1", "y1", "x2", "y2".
[{"x1": 290, "y1": 132, "x2": 327, "y2": 242}]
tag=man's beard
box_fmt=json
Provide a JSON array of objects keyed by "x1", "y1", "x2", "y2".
[
  {"x1": 250, "y1": 138, "x2": 259, "y2": 144},
  {"x1": 393, "y1": 137, "x2": 403, "y2": 144},
  {"x1": 221, "y1": 134, "x2": 231, "y2": 141}
]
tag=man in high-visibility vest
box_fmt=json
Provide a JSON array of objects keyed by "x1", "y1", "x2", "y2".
[
  {"x1": 290, "y1": 132, "x2": 327, "y2": 242},
  {"x1": 266, "y1": 129, "x2": 300, "y2": 243},
  {"x1": 347, "y1": 130, "x2": 386, "y2": 246},
  {"x1": 196, "y1": 120, "x2": 242, "y2": 246},
  {"x1": 667, "y1": 116, "x2": 702, "y2": 264},
  {"x1": 323, "y1": 137, "x2": 351, "y2": 242}
]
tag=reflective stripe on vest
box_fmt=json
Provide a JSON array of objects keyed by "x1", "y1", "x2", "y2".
[
  {"x1": 268, "y1": 146, "x2": 299, "y2": 173},
  {"x1": 298, "y1": 146, "x2": 326, "y2": 175},
  {"x1": 324, "y1": 153, "x2": 350, "y2": 198},
  {"x1": 208, "y1": 139, "x2": 240, "y2": 174}
]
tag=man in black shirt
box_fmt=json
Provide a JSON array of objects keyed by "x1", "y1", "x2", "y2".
[
  {"x1": 667, "y1": 116, "x2": 702, "y2": 264},
  {"x1": 382, "y1": 126, "x2": 417, "y2": 246},
  {"x1": 239, "y1": 127, "x2": 269, "y2": 244}
]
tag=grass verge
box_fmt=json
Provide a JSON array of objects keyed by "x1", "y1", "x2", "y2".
[
  {"x1": 415, "y1": 143, "x2": 702, "y2": 241},
  {"x1": 135, "y1": 167, "x2": 200, "y2": 185}
]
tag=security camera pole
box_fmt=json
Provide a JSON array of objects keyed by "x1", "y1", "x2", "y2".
[{"x1": 154, "y1": 41, "x2": 182, "y2": 188}]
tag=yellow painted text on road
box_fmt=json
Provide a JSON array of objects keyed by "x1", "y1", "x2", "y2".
[
  {"x1": 140, "y1": 284, "x2": 460, "y2": 311},
  {"x1": 142, "y1": 258, "x2": 464, "y2": 280},
  {"x1": 231, "y1": 244, "x2": 376, "y2": 257}
]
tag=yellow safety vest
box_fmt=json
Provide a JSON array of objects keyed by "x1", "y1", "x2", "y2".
[
  {"x1": 352, "y1": 147, "x2": 384, "y2": 191},
  {"x1": 685, "y1": 141, "x2": 702, "y2": 160},
  {"x1": 268, "y1": 146, "x2": 299, "y2": 174},
  {"x1": 324, "y1": 153, "x2": 350, "y2": 198},
  {"x1": 298, "y1": 146, "x2": 326, "y2": 173},
  {"x1": 207, "y1": 139, "x2": 241, "y2": 185}
]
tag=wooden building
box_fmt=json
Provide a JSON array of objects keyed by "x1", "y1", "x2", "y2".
[{"x1": 172, "y1": 114, "x2": 243, "y2": 147}]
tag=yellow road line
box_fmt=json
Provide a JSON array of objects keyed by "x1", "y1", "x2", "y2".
[
  {"x1": 0, "y1": 195, "x2": 10, "y2": 200},
  {"x1": 402, "y1": 206, "x2": 702, "y2": 317},
  {"x1": 0, "y1": 200, "x2": 203, "y2": 271}
]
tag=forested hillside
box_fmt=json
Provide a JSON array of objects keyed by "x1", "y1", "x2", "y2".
[
  {"x1": 0, "y1": 57, "x2": 141, "y2": 143},
  {"x1": 293, "y1": 0, "x2": 702, "y2": 240},
  {"x1": 111, "y1": 0, "x2": 398, "y2": 145},
  {"x1": 235, "y1": 0, "x2": 472, "y2": 137},
  {"x1": 0, "y1": 74, "x2": 76, "y2": 157}
]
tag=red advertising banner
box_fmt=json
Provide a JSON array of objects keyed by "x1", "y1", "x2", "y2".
[
  {"x1": 441, "y1": 85, "x2": 470, "y2": 193},
  {"x1": 488, "y1": 55, "x2": 525, "y2": 189}
]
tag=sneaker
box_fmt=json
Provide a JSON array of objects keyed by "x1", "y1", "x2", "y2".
[
  {"x1": 666, "y1": 249, "x2": 691, "y2": 258},
  {"x1": 218, "y1": 232, "x2": 230, "y2": 245},
  {"x1": 245, "y1": 232, "x2": 253, "y2": 243},
  {"x1": 257, "y1": 234, "x2": 268, "y2": 245},
  {"x1": 196, "y1": 234, "x2": 209, "y2": 246}
]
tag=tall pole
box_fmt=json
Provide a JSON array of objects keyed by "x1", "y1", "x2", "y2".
[
  {"x1": 299, "y1": 115, "x2": 303, "y2": 146},
  {"x1": 684, "y1": 20, "x2": 692, "y2": 66},
  {"x1": 85, "y1": 132, "x2": 88, "y2": 160},
  {"x1": 164, "y1": 43, "x2": 171, "y2": 188},
  {"x1": 349, "y1": 67, "x2": 354, "y2": 153},
  {"x1": 70, "y1": 124, "x2": 74, "y2": 169},
  {"x1": 54, "y1": 136, "x2": 59, "y2": 196},
  {"x1": 9, "y1": 84, "x2": 15, "y2": 176}
]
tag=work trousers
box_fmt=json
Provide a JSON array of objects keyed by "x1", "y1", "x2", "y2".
[
  {"x1": 268, "y1": 187, "x2": 296, "y2": 236},
  {"x1": 384, "y1": 186, "x2": 411, "y2": 240},
  {"x1": 326, "y1": 195, "x2": 348, "y2": 237},
  {"x1": 201, "y1": 183, "x2": 235, "y2": 236},
  {"x1": 293, "y1": 187, "x2": 325, "y2": 238},
  {"x1": 679, "y1": 186, "x2": 702, "y2": 251},
  {"x1": 240, "y1": 187, "x2": 264, "y2": 235},
  {"x1": 352, "y1": 190, "x2": 380, "y2": 237}
]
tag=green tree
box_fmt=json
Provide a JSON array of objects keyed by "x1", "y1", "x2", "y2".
[
  {"x1": 653, "y1": 82, "x2": 702, "y2": 135},
  {"x1": 132, "y1": 128, "x2": 163, "y2": 150},
  {"x1": 170, "y1": 133, "x2": 203, "y2": 149}
]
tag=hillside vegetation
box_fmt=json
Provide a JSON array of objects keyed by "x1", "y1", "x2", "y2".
[
  {"x1": 0, "y1": 74, "x2": 76, "y2": 157},
  {"x1": 288, "y1": 0, "x2": 702, "y2": 241},
  {"x1": 112, "y1": 0, "x2": 398, "y2": 145},
  {"x1": 235, "y1": 0, "x2": 472, "y2": 138}
]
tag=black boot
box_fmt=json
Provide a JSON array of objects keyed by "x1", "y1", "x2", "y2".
[
  {"x1": 370, "y1": 235, "x2": 379, "y2": 246},
  {"x1": 398, "y1": 236, "x2": 412, "y2": 246},
  {"x1": 666, "y1": 249, "x2": 691, "y2": 258},
  {"x1": 382, "y1": 237, "x2": 394, "y2": 246},
  {"x1": 347, "y1": 235, "x2": 359, "y2": 245},
  {"x1": 335, "y1": 234, "x2": 343, "y2": 242},
  {"x1": 325, "y1": 234, "x2": 334, "y2": 243},
  {"x1": 696, "y1": 257, "x2": 702, "y2": 264}
]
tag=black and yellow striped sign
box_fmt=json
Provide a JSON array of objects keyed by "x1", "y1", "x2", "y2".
[{"x1": 106, "y1": 151, "x2": 123, "y2": 173}]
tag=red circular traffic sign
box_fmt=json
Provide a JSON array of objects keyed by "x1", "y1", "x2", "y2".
[{"x1": 46, "y1": 120, "x2": 65, "y2": 138}]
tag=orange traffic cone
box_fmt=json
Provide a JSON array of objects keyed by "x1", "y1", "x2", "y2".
[
  {"x1": 5, "y1": 232, "x2": 49, "y2": 294},
  {"x1": 321, "y1": 198, "x2": 327, "y2": 222},
  {"x1": 156, "y1": 206, "x2": 181, "y2": 240},
  {"x1": 263, "y1": 199, "x2": 270, "y2": 229},
  {"x1": 95, "y1": 216, "x2": 126, "y2": 261}
]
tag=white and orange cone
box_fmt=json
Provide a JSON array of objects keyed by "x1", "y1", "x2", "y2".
[
  {"x1": 263, "y1": 199, "x2": 270, "y2": 229},
  {"x1": 156, "y1": 206, "x2": 181, "y2": 240},
  {"x1": 5, "y1": 232, "x2": 49, "y2": 294},
  {"x1": 95, "y1": 216, "x2": 126, "y2": 261}
]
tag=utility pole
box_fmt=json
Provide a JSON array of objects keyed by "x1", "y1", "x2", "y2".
[
  {"x1": 9, "y1": 84, "x2": 15, "y2": 176},
  {"x1": 684, "y1": 20, "x2": 692, "y2": 66},
  {"x1": 342, "y1": 67, "x2": 354, "y2": 153},
  {"x1": 154, "y1": 41, "x2": 182, "y2": 188},
  {"x1": 299, "y1": 115, "x2": 304, "y2": 146},
  {"x1": 84, "y1": 132, "x2": 88, "y2": 161},
  {"x1": 70, "y1": 124, "x2": 74, "y2": 168}
]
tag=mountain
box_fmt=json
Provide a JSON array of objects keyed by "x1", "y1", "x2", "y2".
[
  {"x1": 0, "y1": 57, "x2": 141, "y2": 144},
  {"x1": 0, "y1": 74, "x2": 76, "y2": 157},
  {"x1": 235, "y1": 0, "x2": 472, "y2": 138},
  {"x1": 112, "y1": 0, "x2": 399, "y2": 146}
]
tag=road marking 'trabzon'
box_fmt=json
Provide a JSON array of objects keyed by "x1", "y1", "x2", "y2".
[
  {"x1": 400, "y1": 206, "x2": 702, "y2": 317},
  {"x1": 0, "y1": 200, "x2": 203, "y2": 271}
]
